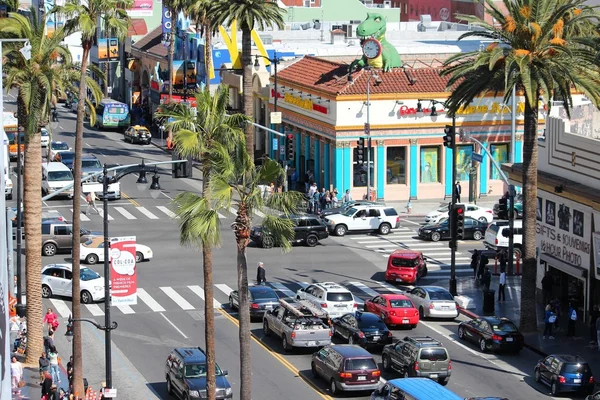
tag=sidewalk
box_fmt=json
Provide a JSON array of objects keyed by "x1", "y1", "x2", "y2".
[{"x1": 12, "y1": 352, "x2": 69, "y2": 400}]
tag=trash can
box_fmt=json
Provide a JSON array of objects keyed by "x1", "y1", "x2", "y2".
[{"x1": 483, "y1": 290, "x2": 495, "y2": 314}]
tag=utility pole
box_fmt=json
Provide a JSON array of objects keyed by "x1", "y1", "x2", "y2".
[{"x1": 449, "y1": 114, "x2": 458, "y2": 296}]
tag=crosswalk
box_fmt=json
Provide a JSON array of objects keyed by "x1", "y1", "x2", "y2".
[{"x1": 66, "y1": 205, "x2": 232, "y2": 222}]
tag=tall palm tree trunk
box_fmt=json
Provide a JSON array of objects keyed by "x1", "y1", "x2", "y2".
[
  {"x1": 203, "y1": 22, "x2": 212, "y2": 92},
  {"x1": 20, "y1": 94, "x2": 43, "y2": 365},
  {"x1": 70, "y1": 44, "x2": 92, "y2": 397},
  {"x1": 235, "y1": 208, "x2": 252, "y2": 400},
  {"x1": 201, "y1": 164, "x2": 217, "y2": 400},
  {"x1": 519, "y1": 99, "x2": 539, "y2": 333},
  {"x1": 241, "y1": 27, "x2": 254, "y2": 161}
]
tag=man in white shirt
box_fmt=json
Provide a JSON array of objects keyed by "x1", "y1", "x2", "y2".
[{"x1": 498, "y1": 269, "x2": 507, "y2": 302}]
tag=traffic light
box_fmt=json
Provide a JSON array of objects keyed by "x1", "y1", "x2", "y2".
[
  {"x1": 355, "y1": 137, "x2": 365, "y2": 165},
  {"x1": 454, "y1": 204, "x2": 465, "y2": 240},
  {"x1": 443, "y1": 125, "x2": 455, "y2": 148},
  {"x1": 286, "y1": 134, "x2": 294, "y2": 160},
  {"x1": 498, "y1": 197, "x2": 508, "y2": 220}
]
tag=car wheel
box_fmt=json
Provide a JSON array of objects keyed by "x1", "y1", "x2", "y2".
[
  {"x1": 473, "y1": 231, "x2": 483, "y2": 241},
  {"x1": 81, "y1": 290, "x2": 92, "y2": 304},
  {"x1": 379, "y1": 223, "x2": 391, "y2": 235},
  {"x1": 479, "y1": 338, "x2": 487, "y2": 352},
  {"x1": 423, "y1": 266, "x2": 428, "y2": 277},
  {"x1": 282, "y1": 336, "x2": 290, "y2": 352},
  {"x1": 305, "y1": 234, "x2": 318, "y2": 247},
  {"x1": 311, "y1": 362, "x2": 318, "y2": 378},
  {"x1": 419, "y1": 306, "x2": 425, "y2": 319},
  {"x1": 262, "y1": 236, "x2": 274, "y2": 249},
  {"x1": 382, "y1": 355, "x2": 391, "y2": 371},
  {"x1": 431, "y1": 232, "x2": 441, "y2": 242},
  {"x1": 263, "y1": 320, "x2": 271, "y2": 336},
  {"x1": 534, "y1": 368, "x2": 541, "y2": 383},
  {"x1": 330, "y1": 379, "x2": 338, "y2": 395},
  {"x1": 85, "y1": 254, "x2": 98, "y2": 265},
  {"x1": 458, "y1": 326, "x2": 465, "y2": 340},
  {"x1": 403, "y1": 370, "x2": 410, "y2": 378},
  {"x1": 229, "y1": 296, "x2": 236, "y2": 310},
  {"x1": 348, "y1": 336, "x2": 355, "y2": 345},
  {"x1": 439, "y1": 378, "x2": 449, "y2": 386},
  {"x1": 551, "y1": 381, "x2": 559, "y2": 396},
  {"x1": 43, "y1": 243, "x2": 57, "y2": 256},
  {"x1": 335, "y1": 225, "x2": 347, "y2": 236},
  {"x1": 478, "y1": 216, "x2": 487, "y2": 222},
  {"x1": 136, "y1": 251, "x2": 144, "y2": 263},
  {"x1": 42, "y1": 285, "x2": 52, "y2": 298},
  {"x1": 514, "y1": 247, "x2": 522, "y2": 259},
  {"x1": 7, "y1": 194, "x2": 12, "y2": 200},
  {"x1": 410, "y1": 324, "x2": 417, "y2": 329},
  {"x1": 166, "y1": 377, "x2": 173, "y2": 395}
]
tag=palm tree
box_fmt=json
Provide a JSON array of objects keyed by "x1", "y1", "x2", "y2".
[
  {"x1": 158, "y1": 86, "x2": 246, "y2": 400},
  {"x1": 56, "y1": 0, "x2": 130, "y2": 395},
  {"x1": 0, "y1": 10, "x2": 70, "y2": 364},
  {"x1": 211, "y1": 153, "x2": 304, "y2": 400},
  {"x1": 1, "y1": 0, "x2": 20, "y2": 12},
  {"x1": 440, "y1": 0, "x2": 600, "y2": 332},
  {"x1": 209, "y1": 0, "x2": 285, "y2": 160}
]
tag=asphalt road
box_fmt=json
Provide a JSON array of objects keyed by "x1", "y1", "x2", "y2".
[{"x1": 6, "y1": 101, "x2": 588, "y2": 399}]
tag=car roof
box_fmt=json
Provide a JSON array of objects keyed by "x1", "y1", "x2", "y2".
[
  {"x1": 552, "y1": 354, "x2": 588, "y2": 363},
  {"x1": 81, "y1": 154, "x2": 99, "y2": 160},
  {"x1": 356, "y1": 312, "x2": 381, "y2": 321},
  {"x1": 480, "y1": 316, "x2": 513, "y2": 324},
  {"x1": 174, "y1": 347, "x2": 207, "y2": 363},
  {"x1": 42, "y1": 263, "x2": 73, "y2": 271},
  {"x1": 387, "y1": 378, "x2": 462, "y2": 399},
  {"x1": 313, "y1": 282, "x2": 351, "y2": 292},
  {"x1": 390, "y1": 249, "x2": 422, "y2": 258},
  {"x1": 249, "y1": 286, "x2": 277, "y2": 294},
  {"x1": 421, "y1": 286, "x2": 448, "y2": 292},
  {"x1": 380, "y1": 294, "x2": 411, "y2": 301},
  {"x1": 329, "y1": 344, "x2": 373, "y2": 358}
]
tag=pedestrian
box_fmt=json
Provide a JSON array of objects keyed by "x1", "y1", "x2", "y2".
[
  {"x1": 41, "y1": 371, "x2": 53, "y2": 399},
  {"x1": 257, "y1": 262, "x2": 266, "y2": 285},
  {"x1": 44, "y1": 329, "x2": 55, "y2": 354},
  {"x1": 50, "y1": 384, "x2": 60, "y2": 400},
  {"x1": 567, "y1": 303, "x2": 577, "y2": 337},
  {"x1": 406, "y1": 200, "x2": 412, "y2": 214},
  {"x1": 478, "y1": 253, "x2": 489, "y2": 282},
  {"x1": 85, "y1": 191, "x2": 99, "y2": 215},
  {"x1": 304, "y1": 170, "x2": 312, "y2": 193},
  {"x1": 498, "y1": 249, "x2": 507, "y2": 272},
  {"x1": 319, "y1": 188, "x2": 327, "y2": 211},
  {"x1": 43, "y1": 308, "x2": 59, "y2": 334},
  {"x1": 541, "y1": 271, "x2": 553, "y2": 305},
  {"x1": 341, "y1": 189, "x2": 352, "y2": 203},
  {"x1": 39, "y1": 351, "x2": 50, "y2": 384},
  {"x1": 471, "y1": 250, "x2": 479, "y2": 278},
  {"x1": 312, "y1": 189, "x2": 321, "y2": 214},
  {"x1": 67, "y1": 355, "x2": 74, "y2": 386},
  {"x1": 11, "y1": 355, "x2": 23, "y2": 396},
  {"x1": 550, "y1": 298, "x2": 561, "y2": 330},
  {"x1": 590, "y1": 305, "x2": 599, "y2": 345},
  {"x1": 498, "y1": 268, "x2": 506, "y2": 302},
  {"x1": 481, "y1": 267, "x2": 492, "y2": 292},
  {"x1": 291, "y1": 169, "x2": 298, "y2": 191},
  {"x1": 48, "y1": 345, "x2": 61, "y2": 384},
  {"x1": 543, "y1": 304, "x2": 556, "y2": 339},
  {"x1": 454, "y1": 181, "x2": 462, "y2": 203},
  {"x1": 331, "y1": 189, "x2": 339, "y2": 207}
]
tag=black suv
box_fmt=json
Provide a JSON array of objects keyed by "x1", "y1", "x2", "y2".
[
  {"x1": 381, "y1": 336, "x2": 451, "y2": 385},
  {"x1": 250, "y1": 214, "x2": 329, "y2": 248},
  {"x1": 165, "y1": 347, "x2": 233, "y2": 399}
]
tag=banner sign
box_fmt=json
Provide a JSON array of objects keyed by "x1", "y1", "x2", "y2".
[
  {"x1": 128, "y1": 0, "x2": 153, "y2": 17},
  {"x1": 110, "y1": 236, "x2": 137, "y2": 306},
  {"x1": 171, "y1": 61, "x2": 197, "y2": 89},
  {"x1": 161, "y1": 5, "x2": 172, "y2": 44},
  {"x1": 97, "y1": 38, "x2": 119, "y2": 62}
]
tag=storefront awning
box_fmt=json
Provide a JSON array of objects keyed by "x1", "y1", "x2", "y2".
[
  {"x1": 128, "y1": 19, "x2": 148, "y2": 37},
  {"x1": 539, "y1": 253, "x2": 588, "y2": 280}
]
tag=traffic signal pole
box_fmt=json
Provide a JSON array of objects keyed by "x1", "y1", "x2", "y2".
[
  {"x1": 449, "y1": 114, "x2": 458, "y2": 296},
  {"x1": 508, "y1": 184, "x2": 516, "y2": 275}
]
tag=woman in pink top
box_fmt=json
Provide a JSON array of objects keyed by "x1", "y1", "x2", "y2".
[{"x1": 43, "y1": 308, "x2": 59, "y2": 333}]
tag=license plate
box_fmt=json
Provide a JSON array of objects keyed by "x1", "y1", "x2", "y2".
[
  {"x1": 265, "y1": 305, "x2": 273, "y2": 310},
  {"x1": 357, "y1": 376, "x2": 366, "y2": 381},
  {"x1": 307, "y1": 341, "x2": 316, "y2": 346},
  {"x1": 402, "y1": 319, "x2": 410, "y2": 324},
  {"x1": 373, "y1": 336, "x2": 380, "y2": 341},
  {"x1": 442, "y1": 306, "x2": 449, "y2": 310},
  {"x1": 506, "y1": 337, "x2": 513, "y2": 342},
  {"x1": 574, "y1": 379, "x2": 582, "y2": 384},
  {"x1": 396, "y1": 278, "x2": 403, "y2": 282},
  {"x1": 430, "y1": 374, "x2": 438, "y2": 379}
]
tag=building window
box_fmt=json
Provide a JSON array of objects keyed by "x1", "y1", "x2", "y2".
[
  {"x1": 420, "y1": 146, "x2": 440, "y2": 183},
  {"x1": 490, "y1": 143, "x2": 509, "y2": 180},
  {"x1": 353, "y1": 147, "x2": 374, "y2": 187},
  {"x1": 456, "y1": 145, "x2": 473, "y2": 181},
  {"x1": 386, "y1": 146, "x2": 406, "y2": 184}
]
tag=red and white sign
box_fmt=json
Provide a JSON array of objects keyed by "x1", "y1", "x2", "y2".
[{"x1": 110, "y1": 236, "x2": 137, "y2": 306}]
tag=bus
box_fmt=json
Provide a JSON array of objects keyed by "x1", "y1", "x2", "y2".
[
  {"x1": 371, "y1": 378, "x2": 462, "y2": 400},
  {"x1": 3, "y1": 111, "x2": 23, "y2": 160},
  {"x1": 93, "y1": 99, "x2": 130, "y2": 130}
]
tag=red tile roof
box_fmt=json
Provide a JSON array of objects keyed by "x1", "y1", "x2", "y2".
[{"x1": 276, "y1": 55, "x2": 453, "y2": 96}]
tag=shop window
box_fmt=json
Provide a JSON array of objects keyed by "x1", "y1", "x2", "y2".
[
  {"x1": 386, "y1": 146, "x2": 406, "y2": 184},
  {"x1": 456, "y1": 145, "x2": 473, "y2": 181},
  {"x1": 353, "y1": 148, "x2": 374, "y2": 187},
  {"x1": 420, "y1": 146, "x2": 440, "y2": 183},
  {"x1": 490, "y1": 143, "x2": 509, "y2": 180}
]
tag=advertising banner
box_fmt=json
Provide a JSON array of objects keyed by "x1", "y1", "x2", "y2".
[
  {"x1": 171, "y1": 61, "x2": 197, "y2": 89},
  {"x1": 128, "y1": 0, "x2": 153, "y2": 17},
  {"x1": 97, "y1": 38, "x2": 120, "y2": 62},
  {"x1": 161, "y1": 5, "x2": 172, "y2": 44},
  {"x1": 110, "y1": 236, "x2": 137, "y2": 306}
]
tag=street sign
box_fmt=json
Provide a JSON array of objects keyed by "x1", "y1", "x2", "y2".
[
  {"x1": 472, "y1": 153, "x2": 483, "y2": 163},
  {"x1": 103, "y1": 388, "x2": 117, "y2": 398},
  {"x1": 280, "y1": 146, "x2": 285, "y2": 155},
  {"x1": 167, "y1": 117, "x2": 174, "y2": 123},
  {"x1": 270, "y1": 111, "x2": 282, "y2": 124},
  {"x1": 272, "y1": 138, "x2": 278, "y2": 151}
]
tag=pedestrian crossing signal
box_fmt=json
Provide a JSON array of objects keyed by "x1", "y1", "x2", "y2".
[{"x1": 286, "y1": 134, "x2": 294, "y2": 160}]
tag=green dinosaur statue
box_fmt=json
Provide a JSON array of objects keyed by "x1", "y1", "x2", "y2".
[{"x1": 349, "y1": 13, "x2": 402, "y2": 73}]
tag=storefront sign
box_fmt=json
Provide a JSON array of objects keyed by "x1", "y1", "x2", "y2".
[
  {"x1": 456, "y1": 101, "x2": 536, "y2": 116},
  {"x1": 275, "y1": 89, "x2": 328, "y2": 115},
  {"x1": 110, "y1": 236, "x2": 137, "y2": 306},
  {"x1": 398, "y1": 105, "x2": 445, "y2": 117}
]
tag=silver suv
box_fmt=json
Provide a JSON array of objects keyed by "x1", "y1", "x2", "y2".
[
  {"x1": 296, "y1": 282, "x2": 357, "y2": 318},
  {"x1": 323, "y1": 205, "x2": 400, "y2": 236}
]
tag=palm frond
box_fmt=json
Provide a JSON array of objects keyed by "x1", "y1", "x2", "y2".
[{"x1": 173, "y1": 192, "x2": 222, "y2": 249}]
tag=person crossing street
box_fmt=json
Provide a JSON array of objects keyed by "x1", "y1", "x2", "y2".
[
  {"x1": 257, "y1": 262, "x2": 266, "y2": 285},
  {"x1": 85, "y1": 191, "x2": 99, "y2": 215}
]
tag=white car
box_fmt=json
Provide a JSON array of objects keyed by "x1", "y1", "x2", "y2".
[
  {"x1": 323, "y1": 205, "x2": 400, "y2": 236},
  {"x1": 295, "y1": 282, "x2": 357, "y2": 318},
  {"x1": 5, "y1": 176, "x2": 12, "y2": 200},
  {"x1": 80, "y1": 236, "x2": 153, "y2": 265},
  {"x1": 41, "y1": 263, "x2": 105, "y2": 304},
  {"x1": 40, "y1": 128, "x2": 50, "y2": 148},
  {"x1": 424, "y1": 203, "x2": 494, "y2": 224},
  {"x1": 403, "y1": 286, "x2": 459, "y2": 320},
  {"x1": 49, "y1": 141, "x2": 71, "y2": 161}
]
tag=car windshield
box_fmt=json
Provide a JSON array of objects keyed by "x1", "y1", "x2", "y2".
[
  {"x1": 41, "y1": 130, "x2": 49, "y2": 136},
  {"x1": 427, "y1": 290, "x2": 454, "y2": 301},
  {"x1": 391, "y1": 257, "x2": 419, "y2": 267},
  {"x1": 327, "y1": 292, "x2": 353, "y2": 302},
  {"x1": 48, "y1": 171, "x2": 73, "y2": 181},
  {"x1": 492, "y1": 321, "x2": 519, "y2": 333},
  {"x1": 344, "y1": 358, "x2": 377, "y2": 371},
  {"x1": 436, "y1": 206, "x2": 449, "y2": 213},
  {"x1": 82, "y1": 160, "x2": 101, "y2": 169},
  {"x1": 389, "y1": 299, "x2": 413, "y2": 308},
  {"x1": 419, "y1": 348, "x2": 448, "y2": 361},
  {"x1": 251, "y1": 290, "x2": 278, "y2": 301},
  {"x1": 358, "y1": 317, "x2": 387, "y2": 330},
  {"x1": 184, "y1": 363, "x2": 223, "y2": 378},
  {"x1": 52, "y1": 142, "x2": 69, "y2": 150},
  {"x1": 61, "y1": 154, "x2": 75, "y2": 161},
  {"x1": 342, "y1": 207, "x2": 358, "y2": 217},
  {"x1": 563, "y1": 363, "x2": 590, "y2": 374},
  {"x1": 80, "y1": 268, "x2": 100, "y2": 281}
]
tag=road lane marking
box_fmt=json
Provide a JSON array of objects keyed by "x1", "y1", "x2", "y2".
[
  {"x1": 229, "y1": 207, "x2": 237, "y2": 215},
  {"x1": 136, "y1": 206, "x2": 159, "y2": 220},
  {"x1": 268, "y1": 282, "x2": 296, "y2": 298},
  {"x1": 161, "y1": 191, "x2": 174, "y2": 200},
  {"x1": 401, "y1": 219, "x2": 421, "y2": 225},
  {"x1": 72, "y1": 209, "x2": 91, "y2": 221},
  {"x1": 117, "y1": 305, "x2": 135, "y2": 314},
  {"x1": 215, "y1": 284, "x2": 234, "y2": 297},
  {"x1": 427, "y1": 268, "x2": 473, "y2": 274},
  {"x1": 160, "y1": 312, "x2": 188, "y2": 339},
  {"x1": 98, "y1": 208, "x2": 114, "y2": 221},
  {"x1": 218, "y1": 212, "x2": 226, "y2": 219},
  {"x1": 114, "y1": 207, "x2": 136, "y2": 220},
  {"x1": 298, "y1": 282, "x2": 309, "y2": 288},
  {"x1": 50, "y1": 299, "x2": 72, "y2": 317},
  {"x1": 254, "y1": 209, "x2": 265, "y2": 218},
  {"x1": 375, "y1": 281, "x2": 404, "y2": 293},
  {"x1": 349, "y1": 282, "x2": 379, "y2": 297},
  {"x1": 121, "y1": 192, "x2": 140, "y2": 207},
  {"x1": 188, "y1": 285, "x2": 222, "y2": 308},
  {"x1": 85, "y1": 304, "x2": 105, "y2": 316},
  {"x1": 160, "y1": 287, "x2": 194, "y2": 310},
  {"x1": 156, "y1": 205, "x2": 177, "y2": 219},
  {"x1": 137, "y1": 288, "x2": 165, "y2": 312}
]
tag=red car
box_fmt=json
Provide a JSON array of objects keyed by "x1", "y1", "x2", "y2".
[
  {"x1": 364, "y1": 294, "x2": 419, "y2": 328},
  {"x1": 385, "y1": 249, "x2": 428, "y2": 284}
]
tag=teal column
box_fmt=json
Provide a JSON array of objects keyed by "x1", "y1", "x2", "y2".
[
  {"x1": 376, "y1": 143, "x2": 385, "y2": 200},
  {"x1": 480, "y1": 143, "x2": 489, "y2": 196},
  {"x1": 515, "y1": 139, "x2": 523, "y2": 163},
  {"x1": 304, "y1": 135, "x2": 310, "y2": 172},
  {"x1": 314, "y1": 139, "x2": 321, "y2": 187},
  {"x1": 334, "y1": 144, "x2": 344, "y2": 191},
  {"x1": 343, "y1": 146, "x2": 351, "y2": 192},
  {"x1": 409, "y1": 143, "x2": 418, "y2": 199},
  {"x1": 295, "y1": 132, "x2": 301, "y2": 173},
  {"x1": 445, "y1": 147, "x2": 453, "y2": 197},
  {"x1": 324, "y1": 142, "x2": 330, "y2": 190}
]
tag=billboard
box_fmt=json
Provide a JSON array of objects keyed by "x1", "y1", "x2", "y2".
[
  {"x1": 97, "y1": 38, "x2": 120, "y2": 61},
  {"x1": 171, "y1": 61, "x2": 197, "y2": 89},
  {"x1": 128, "y1": 0, "x2": 153, "y2": 17},
  {"x1": 109, "y1": 236, "x2": 137, "y2": 306}
]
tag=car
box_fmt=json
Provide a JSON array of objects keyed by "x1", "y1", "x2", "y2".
[
  {"x1": 42, "y1": 221, "x2": 100, "y2": 256},
  {"x1": 457, "y1": 316, "x2": 524, "y2": 353},
  {"x1": 250, "y1": 214, "x2": 329, "y2": 248},
  {"x1": 323, "y1": 205, "x2": 400, "y2": 236},
  {"x1": 41, "y1": 263, "x2": 105, "y2": 304},
  {"x1": 587, "y1": 390, "x2": 600, "y2": 400},
  {"x1": 331, "y1": 311, "x2": 393, "y2": 347},
  {"x1": 425, "y1": 203, "x2": 494, "y2": 225},
  {"x1": 320, "y1": 200, "x2": 384, "y2": 218},
  {"x1": 49, "y1": 141, "x2": 71, "y2": 161},
  {"x1": 493, "y1": 194, "x2": 523, "y2": 219},
  {"x1": 404, "y1": 286, "x2": 458, "y2": 320},
  {"x1": 40, "y1": 128, "x2": 50, "y2": 148},
  {"x1": 124, "y1": 125, "x2": 152, "y2": 144},
  {"x1": 55, "y1": 151, "x2": 76, "y2": 170},
  {"x1": 228, "y1": 285, "x2": 279, "y2": 320},
  {"x1": 381, "y1": 336, "x2": 451, "y2": 385},
  {"x1": 372, "y1": 378, "x2": 463, "y2": 400},
  {"x1": 5, "y1": 176, "x2": 12, "y2": 200},
  {"x1": 7, "y1": 132, "x2": 25, "y2": 160},
  {"x1": 385, "y1": 249, "x2": 428, "y2": 284},
  {"x1": 296, "y1": 282, "x2": 357, "y2": 318},
  {"x1": 311, "y1": 344, "x2": 381, "y2": 395},
  {"x1": 417, "y1": 217, "x2": 488, "y2": 242},
  {"x1": 365, "y1": 294, "x2": 419, "y2": 328},
  {"x1": 79, "y1": 236, "x2": 153, "y2": 264},
  {"x1": 165, "y1": 347, "x2": 233, "y2": 400},
  {"x1": 80, "y1": 154, "x2": 103, "y2": 182},
  {"x1": 483, "y1": 220, "x2": 523, "y2": 258},
  {"x1": 534, "y1": 354, "x2": 595, "y2": 396}
]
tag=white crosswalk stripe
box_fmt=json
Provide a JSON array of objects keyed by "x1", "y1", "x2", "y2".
[
  {"x1": 215, "y1": 284, "x2": 235, "y2": 297},
  {"x1": 161, "y1": 287, "x2": 194, "y2": 310},
  {"x1": 50, "y1": 299, "x2": 72, "y2": 318},
  {"x1": 349, "y1": 282, "x2": 379, "y2": 298},
  {"x1": 114, "y1": 207, "x2": 137, "y2": 220},
  {"x1": 97, "y1": 208, "x2": 114, "y2": 221},
  {"x1": 138, "y1": 288, "x2": 165, "y2": 312},
  {"x1": 376, "y1": 281, "x2": 404, "y2": 293},
  {"x1": 157, "y1": 206, "x2": 177, "y2": 219},
  {"x1": 85, "y1": 304, "x2": 105, "y2": 316},
  {"x1": 136, "y1": 207, "x2": 159, "y2": 220},
  {"x1": 218, "y1": 212, "x2": 226, "y2": 219},
  {"x1": 72, "y1": 209, "x2": 91, "y2": 222},
  {"x1": 254, "y1": 209, "x2": 265, "y2": 218},
  {"x1": 117, "y1": 305, "x2": 135, "y2": 314},
  {"x1": 188, "y1": 285, "x2": 221, "y2": 308}
]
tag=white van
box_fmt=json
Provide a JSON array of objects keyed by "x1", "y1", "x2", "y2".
[
  {"x1": 483, "y1": 220, "x2": 523, "y2": 257},
  {"x1": 2, "y1": 131, "x2": 12, "y2": 199},
  {"x1": 42, "y1": 162, "x2": 74, "y2": 198}
]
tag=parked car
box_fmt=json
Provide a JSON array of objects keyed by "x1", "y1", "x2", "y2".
[
  {"x1": 165, "y1": 347, "x2": 233, "y2": 400},
  {"x1": 40, "y1": 128, "x2": 50, "y2": 148},
  {"x1": 458, "y1": 316, "x2": 524, "y2": 353},
  {"x1": 493, "y1": 194, "x2": 523, "y2": 218},
  {"x1": 365, "y1": 294, "x2": 419, "y2": 328},
  {"x1": 534, "y1": 354, "x2": 595, "y2": 396},
  {"x1": 324, "y1": 205, "x2": 400, "y2": 236},
  {"x1": 80, "y1": 154, "x2": 103, "y2": 182},
  {"x1": 79, "y1": 236, "x2": 153, "y2": 264},
  {"x1": 228, "y1": 285, "x2": 279, "y2": 321},
  {"x1": 124, "y1": 125, "x2": 152, "y2": 144},
  {"x1": 331, "y1": 311, "x2": 393, "y2": 347},
  {"x1": 425, "y1": 203, "x2": 494, "y2": 225},
  {"x1": 250, "y1": 214, "x2": 329, "y2": 248},
  {"x1": 49, "y1": 141, "x2": 71, "y2": 161},
  {"x1": 320, "y1": 200, "x2": 384, "y2": 218},
  {"x1": 385, "y1": 249, "x2": 428, "y2": 284},
  {"x1": 296, "y1": 282, "x2": 357, "y2": 318},
  {"x1": 403, "y1": 286, "x2": 459, "y2": 320},
  {"x1": 55, "y1": 151, "x2": 76, "y2": 170},
  {"x1": 587, "y1": 390, "x2": 600, "y2": 400},
  {"x1": 42, "y1": 221, "x2": 100, "y2": 256},
  {"x1": 311, "y1": 344, "x2": 381, "y2": 395},
  {"x1": 483, "y1": 220, "x2": 523, "y2": 258},
  {"x1": 418, "y1": 217, "x2": 488, "y2": 242},
  {"x1": 42, "y1": 162, "x2": 74, "y2": 198},
  {"x1": 41, "y1": 263, "x2": 105, "y2": 303}
]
